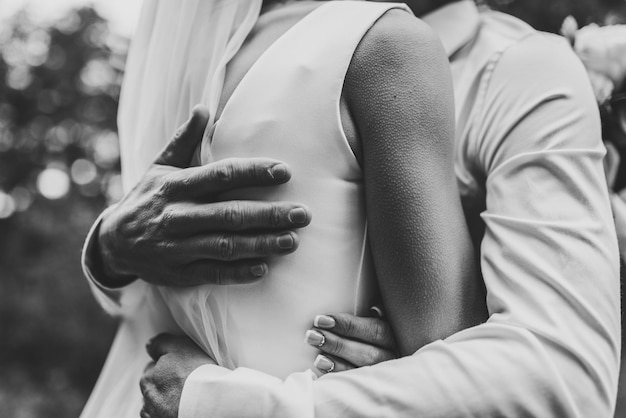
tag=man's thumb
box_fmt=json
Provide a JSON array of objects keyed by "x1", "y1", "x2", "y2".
[{"x1": 154, "y1": 105, "x2": 210, "y2": 168}]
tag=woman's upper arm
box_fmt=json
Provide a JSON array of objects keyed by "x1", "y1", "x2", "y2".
[{"x1": 344, "y1": 10, "x2": 486, "y2": 355}]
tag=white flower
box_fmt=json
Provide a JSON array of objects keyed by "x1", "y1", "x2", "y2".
[
  {"x1": 573, "y1": 23, "x2": 626, "y2": 98},
  {"x1": 586, "y1": 69, "x2": 615, "y2": 104},
  {"x1": 560, "y1": 15, "x2": 578, "y2": 45}
]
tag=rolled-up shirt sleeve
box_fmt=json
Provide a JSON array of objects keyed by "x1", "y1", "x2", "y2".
[
  {"x1": 179, "y1": 34, "x2": 621, "y2": 418},
  {"x1": 81, "y1": 205, "x2": 147, "y2": 317}
]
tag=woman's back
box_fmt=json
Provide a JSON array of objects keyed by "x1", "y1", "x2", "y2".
[{"x1": 159, "y1": 0, "x2": 412, "y2": 378}]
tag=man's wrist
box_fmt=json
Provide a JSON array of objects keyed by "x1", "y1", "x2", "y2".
[
  {"x1": 94, "y1": 230, "x2": 137, "y2": 288},
  {"x1": 83, "y1": 206, "x2": 137, "y2": 289}
]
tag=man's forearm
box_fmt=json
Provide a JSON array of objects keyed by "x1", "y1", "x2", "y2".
[{"x1": 179, "y1": 321, "x2": 615, "y2": 418}]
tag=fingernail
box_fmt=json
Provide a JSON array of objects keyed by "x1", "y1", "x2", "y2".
[
  {"x1": 313, "y1": 315, "x2": 336, "y2": 329},
  {"x1": 288, "y1": 208, "x2": 307, "y2": 225},
  {"x1": 304, "y1": 330, "x2": 325, "y2": 347},
  {"x1": 369, "y1": 306, "x2": 384, "y2": 319},
  {"x1": 270, "y1": 164, "x2": 288, "y2": 181},
  {"x1": 278, "y1": 233, "x2": 294, "y2": 250},
  {"x1": 250, "y1": 264, "x2": 267, "y2": 277},
  {"x1": 314, "y1": 355, "x2": 334, "y2": 372}
]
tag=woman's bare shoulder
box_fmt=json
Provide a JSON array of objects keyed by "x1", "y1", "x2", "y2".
[
  {"x1": 344, "y1": 8, "x2": 451, "y2": 111},
  {"x1": 344, "y1": 7, "x2": 453, "y2": 139},
  {"x1": 350, "y1": 8, "x2": 445, "y2": 77}
]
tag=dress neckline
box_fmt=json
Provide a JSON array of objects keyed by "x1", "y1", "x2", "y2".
[{"x1": 211, "y1": 2, "x2": 331, "y2": 132}]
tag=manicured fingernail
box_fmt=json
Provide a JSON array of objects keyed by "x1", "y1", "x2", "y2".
[
  {"x1": 305, "y1": 330, "x2": 325, "y2": 347},
  {"x1": 270, "y1": 164, "x2": 288, "y2": 181},
  {"x1": 250, "y1": 264, "x2": 267, "y2": 277},
  {"x1": 313, "y1": 315, "x2": 336, "y2": 329},
  {"x1": 369, "y1": 306, "x2": 384, "y2": 318},
  {"x1": 288, "y1": 208, "x2": 307, "y2": 225},
  {"x1": 278, "y1": 233, "x2": 294, "y2": 249},
  {"x1": 314, "y1": 355, "x2": 334, "y2": 372}
]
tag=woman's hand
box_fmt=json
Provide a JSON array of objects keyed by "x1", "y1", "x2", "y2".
[
  {"x1": 304, "y1": 310, "x2": 398, "y2": 374},
  {"x1": 140, "y1": 333, "x2": 216, "y2": 418}
]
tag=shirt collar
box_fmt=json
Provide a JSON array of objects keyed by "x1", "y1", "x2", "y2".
[{"x1": 421, "y1": 0, "x2": 481, "y2": 58}]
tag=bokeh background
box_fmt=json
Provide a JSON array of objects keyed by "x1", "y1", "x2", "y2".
[{"x1": 0, "y1": 1, "x2": 624, "y2": 417}]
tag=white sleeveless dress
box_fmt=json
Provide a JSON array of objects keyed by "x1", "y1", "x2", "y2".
[
  {"x1": 159, "y1": 1, "x2": 412, "y2": 378},
  {"x1": 81, "y1": 2, "x2": 411, "y2": 417}
]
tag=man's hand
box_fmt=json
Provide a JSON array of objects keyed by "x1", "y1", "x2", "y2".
[
  {"x1": 140, "y1": 333, "x2": 214, "y2": 418},
  {"x1": 305, "y1": 310, "x2": 397, "y2": 374},
  {"x1": 94, "y1": 106, "x2": 312, "y2": 287}
]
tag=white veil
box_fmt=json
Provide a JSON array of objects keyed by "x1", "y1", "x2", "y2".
[
  {"x1": 116, "y1": 0, "x2": 263, "y2": 367},
  {"x1": 118, "y1": 0, "x2": 263, "y2": 189}
]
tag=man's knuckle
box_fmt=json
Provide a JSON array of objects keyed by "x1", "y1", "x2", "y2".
[
  {"x1": 162, "y1": 240, "x2": 180, "y2": 254},
  {"x1": 217, "y1": 235, "x2": 236, "y2": 261},
  {"x1": 115, "y1": 221, "x2": 134, "y2": 246},
  {"x1": 375, "y1": 347, "x2": 391, "y2": 364},
  {"x1": 224, "y1": 201, "x2": 244, "y2": 229},
  {"x1": 160, "y1": 208, "x2": 176, "y2": 231},
  {"x1": 372, "y1": 321, "x2": 385, "y2": 343},
  {"x1": 268, "y1": 205, "x2": 282, "y2": 227},
  {"x1": 365, "y1": 347, "x2": 380, "y2": 365},
  {"x1": 212, "y1": 266, "x2": 224, "y2": 285},
  {"x1": 254, "y1": 236, "x2": 270, "y2": 255},
  {"x1": 333, "y1": 337, "x2": 346, "y2": 356},
  {"x1": 157, "y1": 177, "x2": 177, "y2": 196},
  {"x1": 246, "y1": 161, "x2": 260, "y2": 181},
  {"x1": 158, "y1": 353, "x2": 173, "y2": 367},
  {"x1": 177, "y1": 173, "x2": 194, "y2": 190},
  {"x1": 139, "y1": 175, "x2": 158, "y2": 194},
  {"x1": 213, "y1": 162, "x2": 233, "y2": 185},
  {"x1": 378, "y1": 323, "x2": 393, "y2": 345},
  {"x1": 342, "y1": 317, "x2": 356, "y2": 337}
]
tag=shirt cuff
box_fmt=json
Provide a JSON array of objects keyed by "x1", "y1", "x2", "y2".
[
  {"x1": 179, "y1": 365, "x2": 317, "y2": 418},
  {"x1": 81, "y1": 205, "x2": 144, "y2": 315}
]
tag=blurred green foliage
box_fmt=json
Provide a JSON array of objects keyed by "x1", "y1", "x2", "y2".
[
  {"x1": 0, "y1": 2, "x2": 625, "y2": 418},
  {"x1": 0, "y1": 7, "x2": 123, "y2": 418}
]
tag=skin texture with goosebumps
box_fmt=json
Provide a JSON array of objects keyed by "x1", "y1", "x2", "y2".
[{"x1": 345, "y1": 9, "x2": 486, "y2": 355}]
